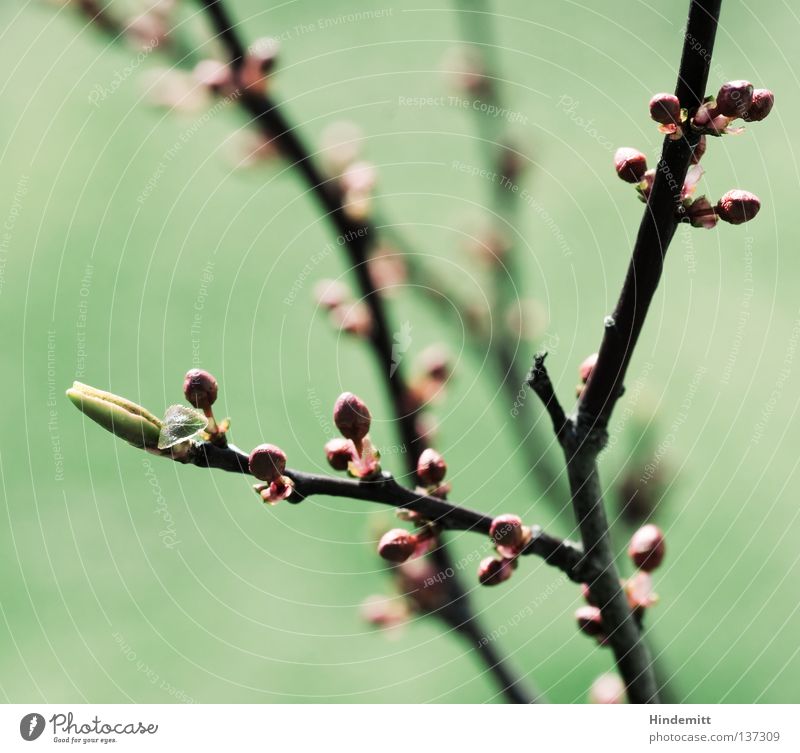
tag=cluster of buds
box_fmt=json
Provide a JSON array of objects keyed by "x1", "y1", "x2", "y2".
[
  {"x1": 615, "y1": 82, "x2": 772, "y2": 228},
  {"x1": 576, "y1": 525, "x2": 664, "y2": 642},
  {"x1": 477, "y1": 514, "x2": 532, "y2": 587},
  {"x1": 249, "y1": 443, "x2": 293, "y2": 504},
  {"x1": 313, "y1": 278, "x2": 372, "y2": 337},
  {"x1": 193, "y1": 36, "x2": 280, "y2": 100},
  {"x1": 67, "y1": 369, "x2": 232, "y2": 459},
  {"x1": 324, "y1": 392, "x2": 381, "y2": 479},
  {"x1": 693, "y1": 81, "x2": 774, "y2": 136},
  {"x1": 318, "y1": 120, "x2": 376, "y2": 220}
]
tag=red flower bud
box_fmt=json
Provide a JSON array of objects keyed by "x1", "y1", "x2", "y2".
[
  {"x1": 690, "y1": 134, "x2": 707, "y2": 165},
  {"x1": 716, "y1": 190, "x2": 761, "y2": 225},
  {"x1": 742, "y1": 88, "x2": 774, "y2": 122},
  {"x1": 248, "y1": 443, "x2": 287, "y2": 483},
  {"x1": 333, "y1": 392, "x2": 371, "y2": 442},
  {"x1": 614, "y1": 147, "x2": 648, "y2": 184},
  {"x1": 575, "y1": 605, "x2": 605, "y2": 637},
  {"x1": 183, "y1": 369, "x2": 218, "y2": 410},
  {"x1": 579, "y1": 352, "x2": 599, "y2": 383},
  {"x1": 477, "y1": 556, "x2": 515, "y2": 586},
  {"x1": 324, "y1": 438, "x2": 355, "y2": 471},
  {"x1": 377, "y1": 528, "x2": 418, "y2": 563},
  {"x1": 649, "y1": 93, "x2": 681, "y2": 125},
  {"x1": 417, "y1": 448, "x2": 447, "y2": 486},
  {"x1": 490, "y1": 514, "x2": 526, "y2": 557},
  {"x1": 628, "y1": 524, "x2": 665, "y2": 571},
  {"x1": 716, "y1": 80, "x2": 753, "y2": 118}
]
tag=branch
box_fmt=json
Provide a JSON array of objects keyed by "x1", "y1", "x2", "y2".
[
  {"x1": 187, "y1": 441, "x2": 586, "y2": 580},
  {"x1": 526, "y1": 0, "x2": 723, "y2": 704},
  {"x1": 580, "y1": 0, "x2": 723, "y2": 424},
  {"x1": 525, "y1": 353, "x2": 569, "y2": 442}
]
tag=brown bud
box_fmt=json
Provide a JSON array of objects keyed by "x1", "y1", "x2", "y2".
[
  {"x1": 417, "y1": 448, "x2": 447, "y2": 486},
  {"x1": 324, "y1": 438, "x2": 354, "y2": 471},
  {"x1": 377, "y1": 528, "x2": 418, "y2": 563},
  {"x1": 490, "y1": 514, "x2": 526, "y2": 556},
  {"x1": 716, "y1": 80, "x2": 754, "y2": 118},
  {"x1": 614, "y1": 147, "x2": 648, "y2": 183},
  {"x1": 248, "y1": 443, "x2": 287, "y2": 483},
  {"x1": 477, "y1": 556, "x2": 515, "y2": 586},
  {"x1": 716, "y1": 190, "x2": 761, "y2": 225},
  {"x1": 742, "y1": 88, "x2": 774, "y2": 122},
  {"x1": 333, "y1": 392, "x2": 371, "y2": 442},
  {"x1": 649, "y1": 93, "x2": 681, "y2": 125},
  {"x1": 183, "y1": 369, "x2": 218, "y2": 410},
  {"x1": 628, "y1": 524, "x2": 666, "y2": 571},
  {"x1": 575, "y1": 605, "x2": 605, "y2": 637}
]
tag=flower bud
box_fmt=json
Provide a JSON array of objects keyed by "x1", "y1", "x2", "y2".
[
  {"x1": 313, "y1": 279, "x2": 349, "y2": 310},
  {"x1": 575, "y1": 605, "x2": 605, "y2": 637},
  {"x1": 579, "y1": 352, "x2": 599, "y2": 383},
  {"x1": 183, "y1": 369, "x2": 218, "y2": 410},
  {"x1": 417, "y1": 448, "x2": 447, "y2": 486},
  {"x1": 716, "y1": 190, "x2": 761, "y2": 225},
  {"x1": 589, "y1": 673, "x2": 626, "y2": 704},
  {"x1": 614, "y1": 147, "x2": 648, "y2": 183},
  {"x1": 742, "y1": 88, "x2": 774, "y2": 122},
  {"x1": 477, "y1": 556, "x2": 515, "y2": 586},
  {"x1": 324, "y1": 438, "x2": 355, "y2": 471},
  {"x1": 716, "y1": 80, "x2": 753, "y2": 118},
  {"x1": 649, "y1": 93, "x2": 681, "y2": 125},
  {"x1": 66, "y1": 382, "x2": 162, "y2": 450},
  {"x1": 193, "y1": 59, "x2": 232, "y2": 95},
  {"x1": 249, "y1": 36, "x2": 280, "y2": 74},
  {"x1": 333, "y1": 392, "x2": 371, "y2": 442},
  {"x1": 628, "y1": 524, "x2": 665, "y2": 571},
  {"x1": 690, "y1": 134, "x2": 707, "y2": 164},
  {"x1": 490, "y1": 514, "x2": 527, "y2": 557},
  {"x1": 377, "y1": 528, "x2": 418, "y2": 563},
  {"x1": 248, "y1": 443, "x2": 287, "y2": 483}
]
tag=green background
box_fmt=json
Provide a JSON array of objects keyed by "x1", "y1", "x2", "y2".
[{"x1": 1, "y1": 0, "x2": 798, "y2": 703}]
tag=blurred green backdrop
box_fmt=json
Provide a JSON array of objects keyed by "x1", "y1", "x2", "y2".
[{"x1": 1, "y1": 0, "x2": 798, "y2": 703}]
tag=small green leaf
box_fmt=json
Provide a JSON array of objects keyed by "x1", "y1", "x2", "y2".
[{"x1": 157, "y1": 405, "x2": 208, "y2": 450}]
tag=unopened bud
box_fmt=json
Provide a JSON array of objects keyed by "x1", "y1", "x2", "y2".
[
  {"x1": 575, "y1": 605, "x2": 605, "y2": 637},
  {"x1": 324, "y1": 438, "x2": 355, "y2": 471},
  {"x1": 742, "y1": 88, "x2": 774, "y2": 122},
  {"x1": 66, "y1": 382, "x2": 162, "y2": 450},
  {"x1": 417, "y1": 448, "x2": 447, "y2": 486},
  {"x1": 193, "y1": 59, "x2": 232, "y2": 95},
  {"x1": 614, "y1": 147, "x2": 648, "y2": 183},
  {"x1": 183, "y1": 369, "x2": 218, "y2": 410},
  {"x1": 249, "y1": 36, "x2": 280, "y2": 74},
  {"x1": 333, "y1": 392, "x2": 372, "y2": 443},
  {"x1": 589, "y1": 673, "x2": 626, "y2": 704},
  {"x1": 716, "y1": 189, "x2": 761, "y2": 225},
  {"x1": 628, "y1": 524, "x2": 665, "y2": 571},
  {"x1": 649, "y1": 93, "x2": 681, "y2": 125},
  {"x1": 579, "y1": 352, "x2": 599, "y2": 383},
  {"x1": 716, "y1": 80, "x2": 753, "y2": 118},
  {"x1": 490, "y1": 514, "x2": 527, "y2": 557},
  {"x1": 377, "y1": 528, "x2": 418, "y2": 563},
  {"x1": 313, "y1": 278, "x2": 349, "y2": 310},
  {"x1": 248, "y1": 443, "x2": 287, "y2": 483},
  {"x1": 477, "y1": 556, "x2": 515, "y2": 586}
]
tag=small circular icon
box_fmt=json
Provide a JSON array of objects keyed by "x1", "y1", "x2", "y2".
[{"x1": 20, "y1": 713, "x2": 45, "y2": 741}]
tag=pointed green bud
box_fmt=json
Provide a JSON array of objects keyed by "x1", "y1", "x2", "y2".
[{"x1": 66, "y1": 381, "x2": 162, "y2": 450}]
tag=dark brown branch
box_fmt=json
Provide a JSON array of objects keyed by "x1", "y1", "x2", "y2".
[
  {"x1": 195, "y1": 0, "x2": 541, "y2": 704},
  {"x1": 187, "y1": 441, "x2": 586, "y2": 581},
  {"x1": 525, "y1": 353, "x2": 569, "y2": 442},
  {"x1": 580, "y1": 0, "x2": 723, "y2": 424}
]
